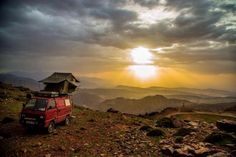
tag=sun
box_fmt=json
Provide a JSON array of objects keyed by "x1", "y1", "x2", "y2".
[
  {"x1": 131, "y1": 47, "x2": 153, "y2": 64},
  {"x1": 129, "y1": 47, "x2": 157, "y2": 80}
]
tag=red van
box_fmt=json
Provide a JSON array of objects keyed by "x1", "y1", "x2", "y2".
[{"x1": 20, "y1": 92, "x2": 72, "y2": 133}]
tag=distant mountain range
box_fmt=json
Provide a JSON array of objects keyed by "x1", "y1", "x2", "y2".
[
  {"x1": 96, "y1": 95, "x2": 193, "y2": 114},
  {"x1": 0, "y1": 73, "x2": 42, "y2": 91},
  {"x1": 1, "y1": 72, "x2": 236, "y2": 114},
  {"x1": 78, "y1": 85, "x2": 236, "y2": 108}
]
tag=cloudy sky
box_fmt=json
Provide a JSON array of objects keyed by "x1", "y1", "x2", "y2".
[{"x1": 0, "y1": 0, "x2": 236, "y2": 90}]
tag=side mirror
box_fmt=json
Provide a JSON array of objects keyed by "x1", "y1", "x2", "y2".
[{"x1": 22, "y1": 103, "x2": 26, "y2": 108}]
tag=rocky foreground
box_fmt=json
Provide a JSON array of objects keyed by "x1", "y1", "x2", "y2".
[
  {"x1": 0, "y1": 105, "x2": 235, "y2": 157},
  {"x1": 0, "y1": 82, "x2": 236, "y2": 157}
]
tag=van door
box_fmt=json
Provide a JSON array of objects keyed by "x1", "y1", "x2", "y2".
[
  {"x1": 45, "y1": 99, "x2": 57, "y2": 127},
  {"x1": 55, "y1": 98, "x2": 66, "y2": 123}
]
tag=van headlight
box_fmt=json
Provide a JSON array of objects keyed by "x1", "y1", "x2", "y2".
[{"x1": 39, "y1": 115, "x2": 44, "y2": 119}]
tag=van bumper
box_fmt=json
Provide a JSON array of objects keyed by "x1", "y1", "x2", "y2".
[{"x1": 20, "y1": 117, "x2": 45, "y2": 128}]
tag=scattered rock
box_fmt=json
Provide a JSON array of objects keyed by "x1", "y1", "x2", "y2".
[
  {"x1": 194, "y1": 146, "x2": 211, "y2": 156},
  {"x1": 175, "y1": 136, "x2": 184, "y2": 143},
  {"x1": 74, "y1": 147, "x2": 81, "y2": 153},
  {"x1": 21, "y1": 148, "x2": 27, "y2": 153},
  {"x1": 37, "y1": 142, "x2": 42, "y2": 146},
  {"x1": 204, "y1": 131, "x2": 236, "y2": 146},
  {"x1": 84, "y1": 143, "x2": 89, "y2": 146},
  {"x1": 1, "y1": 117, "x2": 15, "y2": 124},
  {"x1": 173, "y1": 148, "x2": 192, "y2": 157},
  {"x1": 88, "y1": 119, "x2": 95, "y2": 122},
  {"x1": 146, "y1": 129, "x2": 165, "y2": 137},
  {"x1": 174, "y1": 128, "x2": 195, "y2": 137},
  {"x1": 210, "y1": 152, "x2": 229, "y2": 157},
  {"x1": 188, "y1": 121, "x2": 199, "y2": 129},
  {"x1": 226, "y1": 144, "x2": 236, "y2": 149},
  {"x1": 139, "y1": 125, "x2": 153, "y2": 132},
  {"x1": 80, "y1": 127, "x2": 86, "y2": 131},
  {"x1": 45, "y1": 154, "x2": 51, "y2": 157},
  {"x1": 216, "y1": 119, "x2": 236, "y2": 133},
  {"x1": 161, "y1": 146, "x2": 175, "y2": 156},
  {"x1": 32, "y1": 142, "x2": 42, "y2": 147},
  {"x1": 59, "y1": 146, "x2": 66, "y2": 151},
  {"x1": 231, "y1": 150, "x2": 236, "y2": 157},
  {"x1": 53, "y1": 132, "x2": 58, "y2": 135},
  {"x1": 139, "y1": 143, "x2": 145, "y2": 147}
]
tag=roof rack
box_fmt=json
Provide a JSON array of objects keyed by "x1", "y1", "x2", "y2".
[{"x1": 32, "y1": 91, "x2": 60, "y2": 97}]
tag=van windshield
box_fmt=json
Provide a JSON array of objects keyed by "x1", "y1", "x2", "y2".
[{"x1": 25, "y1": 99, "x2": 47, "y2": 111}]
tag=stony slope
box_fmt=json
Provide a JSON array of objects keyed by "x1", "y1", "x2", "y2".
[{"x1": 0, "y1": 82, "x2": 236, "y2": 157}]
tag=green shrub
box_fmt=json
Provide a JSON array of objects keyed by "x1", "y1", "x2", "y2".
[
  {"x1": 139, "y1": 125, "x2": 153, "y2": 132},
  {"x1": 174, "y1": 128, "x2": 195, "y2": 137},
  {"x1": 156, "y1": 117, "x2": 175, "y2": 128},
  {"x1": 146, "y1": 129, "x2": 165, "y2": 137},
  {"x1": 204, "y1": 132, "x2": 236, "y2": 146}
]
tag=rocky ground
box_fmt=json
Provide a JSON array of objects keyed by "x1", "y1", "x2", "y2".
[{"x1": 0, "y1": 82, "x2": 236, "y2": 157}]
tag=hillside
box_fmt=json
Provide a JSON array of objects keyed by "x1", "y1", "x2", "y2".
[
  {"x1": 165, "y1": 95, "x2": 236, "y2": 104},
  {"x1": 72, "y1": 92, "x2": 105, "y2": 108},
  {"x1": 192, "y1": 102, "x2": 236, "y2": 112},
  {"x1": 0, "y1": 73, "x2": 41, "y2": 91},
  {"x1": 0, "y1": 82, "x2": 236, "y2": 157},
  {"x1": 97, "y1": 95, "x2": 193, "y2": 115}
]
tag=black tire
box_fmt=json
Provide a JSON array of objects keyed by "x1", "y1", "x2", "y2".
[
  {"x1": 47, "y1": 121, "x2": 55, "y2": 134},
  {"x1": 64, "y1": 116, "x2": 70, "y2": 126}
]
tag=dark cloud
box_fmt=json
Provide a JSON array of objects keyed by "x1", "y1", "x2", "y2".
[
  {"x1": 220, "y1": 3, "x2": 236, "y2": 12},
  {"x1": 0, "y1": 0, "x2": 235, "y2": 75}
]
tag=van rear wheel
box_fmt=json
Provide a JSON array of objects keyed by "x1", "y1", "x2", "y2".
[
  {"x1": 47, "y1": 121, "x2": 55, "y2": 134},
  {"x1": 64, "y1": 116, "x2": 70, "y2": 126}
]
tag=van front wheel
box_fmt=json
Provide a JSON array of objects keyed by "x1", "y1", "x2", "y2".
[
  {"x1": 64, "y1": 116, "x2": 70, "y2": 126},
  {"x1": 47, "y1": 121, "x2": 55, "y2": 133}
]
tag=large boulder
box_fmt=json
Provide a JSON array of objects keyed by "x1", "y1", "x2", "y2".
[{"x1": 216, "y1": 119, "x2": 236, "y2": 133}]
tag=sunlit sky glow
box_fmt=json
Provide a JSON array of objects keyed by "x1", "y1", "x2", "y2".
[
  {"x1": 128, "y1": 65, "x2": 158, "y2": 80},
  {"x1": 0, "y1": 0, "x2": 236, "y2": 91}
]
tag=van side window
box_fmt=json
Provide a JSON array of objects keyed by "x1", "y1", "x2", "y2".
[
  {"x1": 65, "y1": 99, "x2": 71, "y2": 106},
  {"x1": 48, "y1": 99, "x2": 56, "y2": 109}
]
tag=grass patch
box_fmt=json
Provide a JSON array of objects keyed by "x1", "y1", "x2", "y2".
[
  {"x1": 0, "y1": 100, "x2": 23, "y2": 119},
  {"x1": 174, "y1": 113, "x2": 236, "y2": 123}
]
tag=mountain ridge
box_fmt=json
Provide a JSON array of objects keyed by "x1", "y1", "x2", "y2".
[{"x1": 97, "y1": 94, "x2": 193, "y2": 114}]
